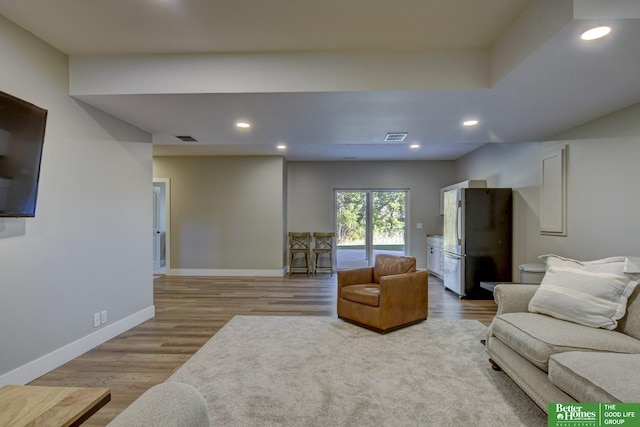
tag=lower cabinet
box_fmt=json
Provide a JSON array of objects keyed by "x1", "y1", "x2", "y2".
[{"x1": 426, "y1": 235, "x2": 444, "y2": 278}]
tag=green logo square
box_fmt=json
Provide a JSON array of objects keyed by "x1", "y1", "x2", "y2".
[{"x1": 548, "y1": 403, "x2": 640, "y2": 427}]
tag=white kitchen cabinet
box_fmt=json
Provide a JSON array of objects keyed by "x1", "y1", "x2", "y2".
[{"x1": 426, "y1": 235, "x2": 444, "y2": 278}]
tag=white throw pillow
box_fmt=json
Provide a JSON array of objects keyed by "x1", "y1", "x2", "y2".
[
  {"x1": 528, "y1": 255, "x2": 639, "y2": 330},
  {"x1": 625, "y1": 257, "x2": 640, "y2": 274}
]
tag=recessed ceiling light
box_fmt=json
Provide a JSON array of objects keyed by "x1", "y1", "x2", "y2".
[
  {"x1": 463, "y1": 119, "x2": 479, "y2": 127},
  {"x1": 236, "y1": 121, "x2": 251, "y2": 128},
  {"x1": 276, "y1": 144, "x2": 286, "y2": 150},
  {"x1": 581, "y1": 26, "x2": 611, "y2": 41},
  {"x1": 410, "y1": 144, "x2": 420, "y2": 149}
]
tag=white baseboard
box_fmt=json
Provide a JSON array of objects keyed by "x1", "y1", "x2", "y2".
[
  {"x1": 0, "y1": 305, "x2": 155, "y2": 386},
  {"x1": 167, "y1": 268, "x2": 287, "y2": 277}
]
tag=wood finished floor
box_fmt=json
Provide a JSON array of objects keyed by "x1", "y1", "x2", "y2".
[{"x1": 28, "y1": 274, "x2": 497, "y2": 426}]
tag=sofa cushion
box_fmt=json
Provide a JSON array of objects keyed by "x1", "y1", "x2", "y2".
[
  {"x1": 529, "y1": 255, "x2": 639, "y2": 330},
  {"x1": 491, "y1": 312, "x2": 640, "y2": 371},
  {"x1": 373, "y1": 255, "x2": 416, "y2": 283},
  {"x1": 341, "y1": 284, "x2": 380, "y2": 307},
  {"x1": 549, "y1": 352, "x2": 640, "y2": 403}
]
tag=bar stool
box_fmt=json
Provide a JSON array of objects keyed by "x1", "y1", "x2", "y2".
[
  {"x1": 288, "y1": 232, "x2": 311, "y2": 276},
  {"x1": 313, "y1": 232, "x2": 335, "y2": 276}
]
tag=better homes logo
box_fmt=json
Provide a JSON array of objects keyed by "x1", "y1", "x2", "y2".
[
  {"x1": 549, "y1": 403, "x2": 640, "y2": 427},
  {"x1": 550, "y1": 403, "x2": 597, "y2": 426}
]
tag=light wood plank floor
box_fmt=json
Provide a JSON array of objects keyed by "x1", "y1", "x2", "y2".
[{"x1": 28, "y1": 274, "x2": 497, "y2": 426}]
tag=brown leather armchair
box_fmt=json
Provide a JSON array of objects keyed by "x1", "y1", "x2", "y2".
[{"x1": 337, "y1": 254, "x2": 428, "y2": 333}]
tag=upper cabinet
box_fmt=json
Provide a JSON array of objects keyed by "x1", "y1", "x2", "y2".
[{"x1": 439, "y1": 180, "x2": 487, "y2": 214}]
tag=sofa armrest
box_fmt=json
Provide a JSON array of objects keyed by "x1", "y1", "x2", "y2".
[
  {"x1": 107, "y1": 382, "x2": 210, "y2": 427},
  {"x1": 494, "y1": 284, "x2": 539, "y2": 315},
  {"x1": 337, "y1": 267, "x2": 374, "y2": 292}
]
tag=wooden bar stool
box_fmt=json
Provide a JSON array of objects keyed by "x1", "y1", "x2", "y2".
[
  {"x1": 313, "y1": 232, "x2": 335, "y2": 276},
  {"x1": 288, "y1": 232, "x2": 311, "y2": 275}
]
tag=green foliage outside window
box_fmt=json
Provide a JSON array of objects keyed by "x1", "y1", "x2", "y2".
[{"x1": 336, "y1": 191, "x2": 406, "y2": 246}]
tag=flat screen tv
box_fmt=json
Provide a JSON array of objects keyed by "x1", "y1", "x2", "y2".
[{"x1": 0, "y1": 90, "x2": 47, "y2": 217}]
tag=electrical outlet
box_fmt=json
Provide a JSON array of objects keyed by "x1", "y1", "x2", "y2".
[
  {"x1": 93, "y1": 313, "x2": 101, "y2": 328},
  {"x1": 101, "y1": 310, "x2": 107, "y2": 324}
]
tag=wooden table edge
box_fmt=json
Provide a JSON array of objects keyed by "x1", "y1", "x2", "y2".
[
  {"x1": 68, "y1": 388, "x2": 111, "y2": 427},
  {"x1": 0, "y1": 385, "x2": 111, "y2": 427}
]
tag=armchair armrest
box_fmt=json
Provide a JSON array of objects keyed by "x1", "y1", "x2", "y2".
[
  {"x1": 494, "y1": 284, "x2": 539, "y2": 315},
  {"x1": 379, "y1": 271, "x2": 428, "y2": 306},
  {"x1": 337, "y1": 267, "x2": 374, "y2": 292}
]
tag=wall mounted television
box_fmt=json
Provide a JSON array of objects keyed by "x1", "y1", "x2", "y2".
[{"x1": 0, "y1": 90, "x2": 47, "y2": 217}]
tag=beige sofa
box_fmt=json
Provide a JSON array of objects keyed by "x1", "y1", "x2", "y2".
[
  {"x1": 486, "y1": 284, "x2": 640, "y2": 412},
  {"x1": 107, "y1": 382, "x2": 210, "y2": 426}
]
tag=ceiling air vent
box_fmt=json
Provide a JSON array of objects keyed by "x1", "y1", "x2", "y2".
[
  {"x1": 175, "y1": 135, "x2": 198, "y2": 142},
  {"x1": 384, "y1": 132, "x2": 408, "y2": 142}
]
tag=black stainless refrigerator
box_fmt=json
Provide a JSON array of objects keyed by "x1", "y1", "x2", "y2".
[{"x1": 442, "y1": 188, "x2": 512, "y2": 299}]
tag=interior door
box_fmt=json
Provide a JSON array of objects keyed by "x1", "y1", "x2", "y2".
[{"x1": 152, "y1": 186, "x2": 161, "y2": 270}]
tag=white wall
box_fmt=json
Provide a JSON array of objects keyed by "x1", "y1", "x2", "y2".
[
  {"x1": 153, "y1": 156, "x2": 285, "y2": 275},
  {"x1": 287, "y1": 161, "x2": 456, "y2": 269},
  {"x1": 455, "y1": 103, "x2": 640, "y2": 276},
  {"x1": 0, "y1": 16, "x2": 153, "y2": 385}
]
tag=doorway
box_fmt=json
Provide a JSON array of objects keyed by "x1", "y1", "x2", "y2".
[
  {"x1": 152, "y1": 178, "x2": 170, "y2": 273},
  {"x1": 335, "y1": 190, "x2": 408, "y2": 269}
]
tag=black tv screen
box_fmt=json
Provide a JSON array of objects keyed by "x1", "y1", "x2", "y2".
[{"x1": 0, "y1": 90, "x2": 47, "y2": 217}]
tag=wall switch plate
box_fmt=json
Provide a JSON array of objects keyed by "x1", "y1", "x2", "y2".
[
  {"x1": 416, "y1": 223, "x2": 423, "y2": 229},
  {"x1": 101, "y1": 310, "x2": 107, "y2": 324},
  {"x1": 93, "y1": 313, "x2": 101, "y2": 328}
]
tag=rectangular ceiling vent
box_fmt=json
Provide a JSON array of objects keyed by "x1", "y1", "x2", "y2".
[
  {"x1": 175, "y1": 135, "x2": 198, "y2": 142},
  {"x1": 384, "y1": 132, "x2": 408, "y2": 142}
]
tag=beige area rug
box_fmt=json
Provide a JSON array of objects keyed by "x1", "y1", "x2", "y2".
[{"x1": 169, "y1": 316, "x2": 547, "y2": 426}]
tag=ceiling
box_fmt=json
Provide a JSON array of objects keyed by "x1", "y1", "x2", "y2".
[{"x1": 1, "y1": 0, "x2": 640, "y2": 161}]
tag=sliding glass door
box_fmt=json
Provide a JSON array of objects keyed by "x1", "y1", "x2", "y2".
[{"x1": 335, "y1": 190, "x2": 407, "y2": 269}]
